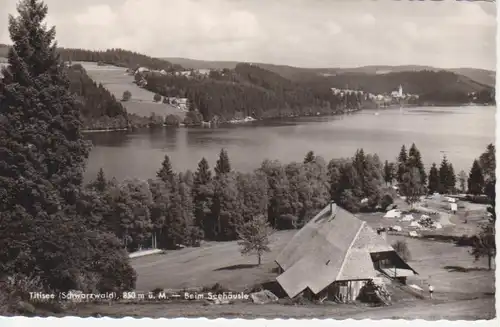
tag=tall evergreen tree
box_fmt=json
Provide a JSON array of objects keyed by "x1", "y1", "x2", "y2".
[
  {"x1": 93, "y1": 168, "x2": 107, "y2": 192},
  {"x1": 215, "y1": 148, "x2": 231, "y2": 176},
  {"x1": 408, "y1": 143, "x2": 427, "y2": 186},
  {"x1": 0, "y1": 0, "x2": 134, "y2": 293},
  {"x1": 457, "y1": 170, "x2": 467, "y2": 194},
  {"x1": 303, "y1": 150, "x2": 316, "y2": 164},
  {"x1": 157, "y1": 154, "x2": 174, "y2": 183},
  {"x1": 399, "y1": 168, "x2": 424, "y2": 208},
  {"x1": 467, "y1": 159, "x2": 484, "y2": 195},
  {"x1": 427, "y1": 163, "x2": 440, "y2": 194},
  {"x1": 193, "y1": 157, "x2": 213, "y2": 235},
  {"x1": 447, "y1": 162, "x2": 456, "y2": 194},
  {"x1": 439, "y1": 156, "x2": 452, "y2": 193},
  {"x1": 396, "y1": 145, "x2": 408, "y2": 183},
  {"x1": 383, "y1": 160, "x2": 394, "y2": 185},
  {"x1": 479, "y1": 143, "x2": 496, "y2": 182}
]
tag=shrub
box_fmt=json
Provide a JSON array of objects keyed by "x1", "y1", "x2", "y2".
[
  {"x1": 276, "y1": 214, "x2": 298, "y2": 230},
  {"x1": 153, "y1": 93, "x2": 162, "y2": 102},
  {"x1": 379, "y1": 194, "x2": 394, "y2": 211},
  {"x1": 122, "y1": 90, "x2": 132, "y2": 102},
  {"x1": 391, "y1": 240, "x2": 411, "y2": 261},
  {"x1": 165, "y1": 114, "x2": 181, "y2": 126},
  {"x1": 151, "y1": 287, "x2": 164, "y2": 296},
  {"x1": 202, "y1": 283, "x2": 230, "y2": 293}
]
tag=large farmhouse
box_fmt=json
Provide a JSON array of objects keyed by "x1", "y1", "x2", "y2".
[{"x1": 275, "y1": 202, "x2": 417, "y2": 302}]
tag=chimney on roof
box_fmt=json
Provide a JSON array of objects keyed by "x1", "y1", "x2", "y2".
[{"x1": 330, "y1": 201, "x2": 335, "y2": 214}]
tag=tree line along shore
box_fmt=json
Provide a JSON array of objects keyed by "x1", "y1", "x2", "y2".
[{"x1": 0, "y1": 0, "x2": 495, "y2": 316}]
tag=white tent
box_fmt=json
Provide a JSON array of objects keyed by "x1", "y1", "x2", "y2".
[
  {"x1": 410, "y1": 221, "x2": 420, "y2": 228},
  {"x1": 409, "y1": 231, "x2": 418, "y2": 237},
  {"x1": 392, "y1": 225, "x2": 402, "y2": 232},
  {"x1": 384, "y1": 209, "x2": 401, "y2": 219},
  {"x1": 402, "y1": 214, "x2": 414, "y2": 222},
  {"x1": 450, "y1": 203, "x2": 458, "y2": 212}
]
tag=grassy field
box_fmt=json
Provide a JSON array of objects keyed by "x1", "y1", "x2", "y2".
[
  {"x1": 66, "y1": 205, "x2": 495, "y2": 319},
  {"x1": 132, "y1": 230, "x2": 295, "y2": 292},
  {"x1": 75, "y1": 62, "x2": 186, "y2": 119}
]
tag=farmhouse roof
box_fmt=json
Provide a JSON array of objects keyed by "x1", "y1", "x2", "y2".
[{"x1": 275, "y1": 203, "x2": 416, "y2": 298}]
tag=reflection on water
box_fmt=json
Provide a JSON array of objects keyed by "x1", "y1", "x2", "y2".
[{"x1": 84, "y1": 106, "x2": 496, "y2": 182}]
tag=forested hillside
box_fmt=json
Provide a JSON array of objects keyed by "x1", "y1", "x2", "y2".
[
  {"x1": 66, "y1": 64, "x2": 151, "y2": 130},
  {"x1": 0, "y1": 43, "x2": 182, "y2": 72},
  {"x1": 165, "y1": 56, "x2": 496, "y2": 88},
  {"x1": 142, "y1": 63, "x2": 363, "y2": 121}
]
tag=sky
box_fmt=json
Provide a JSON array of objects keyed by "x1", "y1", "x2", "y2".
[{"x1": 0, "y1": 0, "x2": 497, "y2": 70}]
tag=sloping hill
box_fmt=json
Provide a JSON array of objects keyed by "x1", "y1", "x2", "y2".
[
  {"x1": 449, "y1": 68, "x2": 496, "y2": 89},
  {"x1": 164, "y1": 57, "x2": 496, "y2": 88},
  {"x1": 76, "y1": 61, "x2": 185, "y2": 119}
]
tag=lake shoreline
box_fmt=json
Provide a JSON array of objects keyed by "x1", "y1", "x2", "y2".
[{"x1": 82, "y1": 103, "x2": 490, "y2": 134}]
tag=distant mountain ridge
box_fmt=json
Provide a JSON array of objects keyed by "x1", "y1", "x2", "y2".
[
  {"x1": 163, "y1": 57, "x2": 496, "y2": 88},
  {"x1": 0, "y1": 44, "x2": 494, "y2": 87}
]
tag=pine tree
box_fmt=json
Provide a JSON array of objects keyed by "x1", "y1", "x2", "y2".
[
  {"x1": 468, "y1": 159, "x2": 485, "y2": 195},
  {"x1": 408, "y1": 143, "x2": 427, "y2": 186},
  {"x1": 427, "y1": 163, "x2": 440, "y2": 194},
  {"x1": 194, "y1": 158, "x2": 212, "y2": 185},
  {"x1": 396, "y1": 145, "x2": 408, "y2": 183},
  {"x1": 439, "y1": 157, "x2": 450, "y2": 194},
  {"x1": 479, "y1": 143, "x2": 496, "y2": 182},
  {"x1": 399, "y1": 167, "x2": 424, "y2": 208},
  {"x1": 193, "y1": 158, "x2": 213, "y2": 236},
  {"x1": 157, "y1": 154, "x2": 174, "y2": 183},
  {"x1": 94, "y1": 168, "x2": 107, "y2": 192},
  {"x1": 383, "y1": 160, "x2": 394, "y2": 185},
  {"x1": 0, "y1": 0, "x2": 135, "y2": 293},
  {"x1": 215, "y1": 148, "x2": 231, "y2": 176},
  {"x1": 458, "y1": 170, "x2": 467, "y2": 194},
  {"x1": 303, "y1": 150, "x2": 316, "y2": 164},
  {"x1": 447, "y1": 162, "x2": 456, "y2": 194}
]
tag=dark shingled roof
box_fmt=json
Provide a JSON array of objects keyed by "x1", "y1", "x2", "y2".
[{"x1": 275, "y1": 203, "x2": 416, "y2": 298}]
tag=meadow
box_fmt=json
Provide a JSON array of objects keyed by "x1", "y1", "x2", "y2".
[{"x1": 75, "y1": 61, "x2": 186, "y2": 119}]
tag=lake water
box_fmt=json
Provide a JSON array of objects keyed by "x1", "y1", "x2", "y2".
[{"x1": 84, "y1": 106, "x2": 496, "y2": 182}]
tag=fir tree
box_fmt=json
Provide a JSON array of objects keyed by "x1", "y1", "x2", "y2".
[
  {"x1": 408, "y1": 143, "x2": 427, "y2": 186},
  {"x1": 439, "y1": 156, "x2": 450, "y2": 193},
  {"x1": 447, "y1": 162, "x2": 456, "y2": 194},
  {"x1": 0, "y1": 0, "x2": 134, "y2": 293},
  {"x1": 467, "y1": 160, "x2": 484, "y2": 195},
  {"x1": 427, "y1": 163, "x2": 440, "y2": 194},
  {"x1": 303, "y1": 150, "x2": 316, "y2": 164},
  {"x1": 479, "y1": 143, "x2": 496, "y2": 182},
  {"x1": 457, "y1": 170, "x2": 467, "y2": 194},
  {"x1": 193, "y1": 158, "x2": 213, "y2": 235},
  {"x1": 194, "y1": 157, "x2": 212, "y2": 185},
  {"x1": 399, "y1": 168, "x2": 424, "y2": 208},
  {"x1": 94, "y1": 168, "x2": 107, "y2": 192},
  {"x1": 383, "y1": 160, "x2": 394, "y2": 185},
  {"x1": 157, "y1": 154, "x2": 174, "y2": 183},
  {"x1": 396, "y1": 145, "x2": 408, "y2": 183},
  {"x1": 215, "y1": 148, "x2": 231, "y2": 176}
]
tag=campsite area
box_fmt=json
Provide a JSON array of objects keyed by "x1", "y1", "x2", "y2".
[{"x1": 66, "y1": 194, "x2": 495, "y2": 320}]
